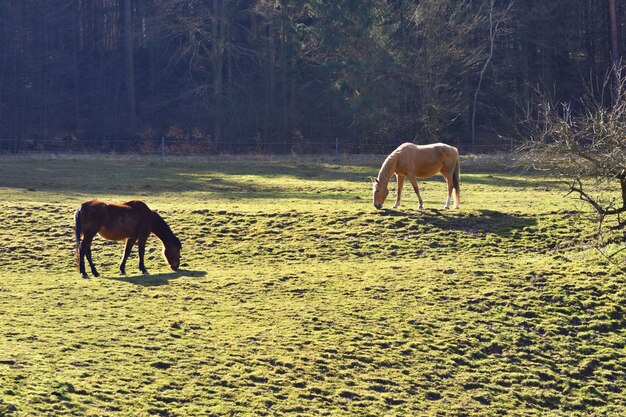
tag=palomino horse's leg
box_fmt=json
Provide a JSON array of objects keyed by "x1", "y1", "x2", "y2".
[
  {"x1": 442, "y1": 168, "x2": 459, "y2": 209},
  {"x1": 409, "y1": 177, "x2": 424, "y2": 209},
  {"x1": 120, "y1": 238, "x2": 136, "y2": 275},
  {"x1": 443, "y1": 173, "x2": 453, "y2": 209},
  {"x1": 80, "y1": 235, "x2": 99, "y2": 278},
  {"x1": 393, "y1": 174, "x2": 405, "y2": 209}
]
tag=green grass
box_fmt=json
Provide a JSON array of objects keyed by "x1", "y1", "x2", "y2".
[{"x1": 0, "y1": 155, "x2": 625, "y2": 416}]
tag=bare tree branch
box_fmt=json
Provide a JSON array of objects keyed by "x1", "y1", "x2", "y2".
[{"x1": 518, "y1": 64, "x2": 626, "y2": 265}]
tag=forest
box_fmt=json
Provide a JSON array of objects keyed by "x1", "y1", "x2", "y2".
[{"x1": 0, "y1": 0, "x2": 624, "y2": 154}]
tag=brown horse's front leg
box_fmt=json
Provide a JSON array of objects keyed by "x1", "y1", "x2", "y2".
[
  {"x1": 137, "y1": 236, "x2": 149, "y2": 275},
  {"x1": 120, "y1": 238, "x2": 136, "y2": 275}
]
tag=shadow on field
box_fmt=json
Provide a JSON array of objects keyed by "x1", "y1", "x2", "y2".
[
  {"x1": 109, "y1": 269, "x2": 207, "y2": 286},
  {"x1": 0, "y1": 159, "x2": 373, "y2": 195},
  {"x1": 378, "y1": 208, "x2": 537, "y2": 236},
  {"x1": 0, "y1": 158, "x2": 556, "y2": 200},
  {"x1": 460, "y1": 174, "x2": 561, "y2": 189}
]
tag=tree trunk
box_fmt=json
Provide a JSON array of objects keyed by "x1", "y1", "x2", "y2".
[
  {"x1": 279, "y1": 14, "x2": 288, "y2": 151},
  {"x1": 608, "y1": 0, "x2": 619, "y2": 64},
  {"x1": 266, "y1": 14, "x2": 276, "y2": 149},
  {"x1": 586, "y1": 0, "x2": 596, "y2": 74},
  {"x1": 212, "y1": 0, "x2": 224, "y2": 145},
  {"x1": 123, "y1": 0, "x2": 136, "y2": 132},
  {"x1": 608, "y1": 0, "x2": 620, "y2": 97},
  {"x1": 73, "y1": 0, "x2": 81, "y2": 133}
]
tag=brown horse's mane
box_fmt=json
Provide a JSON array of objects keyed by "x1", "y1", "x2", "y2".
[{"x1": 151, "y1": 211, "x2": 181, "y2": 248}]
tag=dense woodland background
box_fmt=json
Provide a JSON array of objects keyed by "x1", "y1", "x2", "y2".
[{"x1": 0, "y1": 0, "x2": 624, "y2": 154}]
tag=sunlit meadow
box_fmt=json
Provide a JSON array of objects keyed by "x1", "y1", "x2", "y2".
[{"x1": 0, "y1": 155, "x2": 625, "y2": 416}]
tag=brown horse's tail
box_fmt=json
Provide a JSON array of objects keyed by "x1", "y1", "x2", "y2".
[
  {"x1": 453, "y1": 157, "x2": 461, "y2": 207},
  {"x1": 74, "y1": 207, "x2": 82, "y2": 252}
]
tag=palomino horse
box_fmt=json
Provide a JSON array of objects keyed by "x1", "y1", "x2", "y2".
[
  {"x1": 75, "y1": 200, "x2": 182, "y2": 278},
  {"x1": 372, "y1": 142, "x2": 460, "y2": 210}
]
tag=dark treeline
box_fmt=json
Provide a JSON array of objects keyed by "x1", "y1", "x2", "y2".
[{"x1": 0, "y1": 0, "x2": 623, "y2": 153}]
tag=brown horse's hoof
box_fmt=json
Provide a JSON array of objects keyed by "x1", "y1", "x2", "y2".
[
  {"x1": 92, "y1": 271, "x2": 100, "y2": 278},
  {"x1": 81, "y1": 272, "x2": 89, "y2": 279}
]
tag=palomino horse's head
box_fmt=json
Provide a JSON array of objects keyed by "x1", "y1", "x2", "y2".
[
  {"x1": 164, "y1": 237, "x2": 182, "y2": 271},
  {"x1": 372, "y1": 178, "x2": 388, "y2": 209}
]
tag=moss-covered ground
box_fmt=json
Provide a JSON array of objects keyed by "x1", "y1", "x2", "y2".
[{"x1": 0, "y1": 155, "x2": 625, "y2": 416}]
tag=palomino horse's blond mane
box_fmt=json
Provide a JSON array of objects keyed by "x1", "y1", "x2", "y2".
[
  {"x1": 375, "y1": 148, "x2": 402, "y2": 184},
  {"x1": 372, "y1": 142, "x2": 460, "y2": 210}
]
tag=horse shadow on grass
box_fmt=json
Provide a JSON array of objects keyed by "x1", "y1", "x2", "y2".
[
  {"x1": 109, "y1": 269, "x2": 207, "y2": 287},
  {"x1": 378, "y1": 208, "x2": 538, "y2": 236}
]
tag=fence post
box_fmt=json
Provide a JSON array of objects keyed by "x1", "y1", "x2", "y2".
[
  {"x1": 161, "y1": 136, "x2": 165, "y2": 161},
  {"x1": 334, "y1": 137, "x2": 339, "y2": 162}
]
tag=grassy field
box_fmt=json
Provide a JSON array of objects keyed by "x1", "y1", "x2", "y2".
[{"x1": 0, "y1": 154, "x2": 625, "y2": 416}]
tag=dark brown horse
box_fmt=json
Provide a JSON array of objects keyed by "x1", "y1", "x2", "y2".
[{"x1": 75, "y1": 200, "x2": 182, "y2": 278}]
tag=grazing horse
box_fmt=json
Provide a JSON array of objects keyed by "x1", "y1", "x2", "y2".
[
  {"x1": 75, "y1": 200, "x2": 182, "y2": 278},
  {"x1": 372, "y1": 142, "x2": 460, "y2": 210}
]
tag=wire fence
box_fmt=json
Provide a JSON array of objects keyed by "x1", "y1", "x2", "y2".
[{"x1": 0, "y1": 137, "x2": 515, "y2": 158}]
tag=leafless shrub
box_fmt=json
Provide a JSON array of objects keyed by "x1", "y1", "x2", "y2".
[{"x1": 518, "y1": 66, "x2": 626, "y2": 267}]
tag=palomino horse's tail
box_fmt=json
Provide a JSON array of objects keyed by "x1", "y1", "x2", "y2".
[{"x1": 452, "y1": 157, "x2": 461, "y2": 207}]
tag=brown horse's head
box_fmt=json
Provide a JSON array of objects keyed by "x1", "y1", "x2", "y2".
[
  {"x1": 164, "y1": 237, "x2": 182, "y2": 271},
  {"x1": 372, "y1": 178, "x2": 388, "y2": 209}
]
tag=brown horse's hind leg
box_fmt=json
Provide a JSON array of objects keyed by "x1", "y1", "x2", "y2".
[
  {"x1": 78, "y1": 245, "x2": 88, "y2": 278},
  {"x1": 120, "y1": 238, "x2": 136, "y2": 275},
  {"x1": 409, "y1": 177, "x2": 424, "y2": 209},
  {"x1": 80, "y1": 235, "x2": 99, "y2": 278}
]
